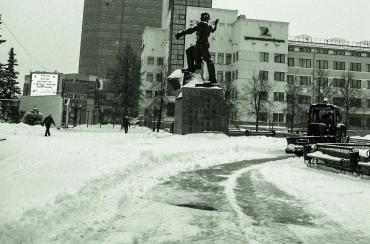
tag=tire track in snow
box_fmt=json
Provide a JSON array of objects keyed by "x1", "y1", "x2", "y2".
[{"x1": 223, "y1": 157, "x2": 289, "y2": 244}]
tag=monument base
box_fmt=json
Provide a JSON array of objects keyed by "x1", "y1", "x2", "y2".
[{"x1": 174, "y1": 86, "x2": 227, "y2": 135}]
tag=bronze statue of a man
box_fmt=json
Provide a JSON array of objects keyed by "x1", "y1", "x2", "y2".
[{"x1": 175, "y1": 12, "x2": 219, "y2": 84}]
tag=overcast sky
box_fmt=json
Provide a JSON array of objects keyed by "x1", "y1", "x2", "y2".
[{"x1": 0, "y1": 0, "x2": 369, "y2": 88}]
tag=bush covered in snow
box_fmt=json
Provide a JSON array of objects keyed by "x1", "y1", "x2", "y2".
[{"x1": 22, "y1": 108, "x2": 43, "y2": 126}]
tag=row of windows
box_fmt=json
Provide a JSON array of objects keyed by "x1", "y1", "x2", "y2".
[
  {"x1": 288, "y1": 58, "x2": 370, "y2": 72},
  {"x1": 289, "y1": 46, "x2": 370, "y2": 57},
  {"x1": 210, "y1": 52, "x2": 239, "y2": 65},
  {"x1": 332, "y1": 97, "x2": 370, "y2": 108},
  {"x1": 216, "y1": 70, "x2": 239, "y2": 82},
  {"x1": 258, "y1": 112, "x2": 370, "y2": 127},
  {"x1": 259, "y1": 71, "x2": 286, "y2": 82},
  {"x1": 146, "y1": 56, "x2": 164, "y2": 66},
  {"x1": 260, "y1": 53, "x2": 286, "y2": 63},
  {"x1": 144, "y1": 89, "x2": 161, "y2": 98},
  {"x1": 145, "y1": 72, "x2": 163, "y2": 82}
]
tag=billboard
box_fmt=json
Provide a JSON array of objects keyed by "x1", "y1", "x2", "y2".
[{"x1": 30, "y1": 73, "x2": 59, "y2": 96}]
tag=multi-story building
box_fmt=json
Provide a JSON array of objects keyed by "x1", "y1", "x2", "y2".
[
  {"x1": 141, "y1": 5, "x2": 370, "y2": 129},
  {"x1": 288, "y1": 36, "x2": 370, "y2": 129},
  {"x1": 78, "y1": 0, "x2": 163, "y2": 78},
  {"x1": 140, "y1": 27, "x2": 169, "y2": 123}
]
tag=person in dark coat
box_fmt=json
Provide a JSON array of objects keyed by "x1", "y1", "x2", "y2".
[
  {"x1": 42, "y1": 114, "x2": 56, "y2": 136},
  {"x1": 123, "y1": 116, "x2": 130, "y2": 134},
  {"x1": 175, "y1": 12, "x2": 219, "y2": 83}
]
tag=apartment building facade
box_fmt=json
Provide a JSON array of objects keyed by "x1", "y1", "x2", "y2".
[{"x1": 288, "y1": 36, "x2": 370, "y2": 128}]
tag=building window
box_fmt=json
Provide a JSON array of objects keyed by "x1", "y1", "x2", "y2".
[
  {"x1": 259, "y1": 112, "x2": 268, "y2": 122},
  {"x1": 273, "y1": 92, "x2": 284, "y2": 102},
  {"x1": 367, "y1": 64, "x2": 370, "y2": 72},
  {"x1": 157, "y1": 57, "x2": 164, "y2": 66},
  {"x1": 236, "y1": 70, "x2": 239, "y2": 79},
  {"x1": 273, "y1": 113, "x2": 284, "y2": 123},
  {"x1": 333, "y1": 97, "x2": 345, "y2": 106},
  {"x1": 351, "y1": 51, "x2": 362, "y2": 57},
  {"x1": 236, "y1": 51, "x2": 239, "y2": 61},
  {"x1": 367, "y1": 99, "x2": 370, "y2": 108},
  {"x1": 217, "y1": 71, "x2": 224, "y2": 82},
  {"x1": 298, "y1": 95, "x2": 311, "y2": 104},
  {"x1": 146, "y1": 72, "x2": 153, "y2": 81},
  {"x1": 317, "y1": 49, "x2": 329, "y2": 54},
  {"x1": 259, "y1": 91, "x2": 268, "y2": 101},
  {"x1": 333, "y1": 50, "x2": 345, "y2": 55},
  {"x1": 274, "y1": 72, "x2": 285, "y2": 82},
  {"x1": 232, "y1": 53, "x2": 235, "y2": 62},
  {"x1": 350, "y1": 62, "x2": 362, "y2": 72},
  {"x1": 210, "y1": 52, "x2": 216, "y2": 62},
  {"x1": 317, "y1": 78, "x2": 329, "y2": 87},
  {"x1": 260, "y1": 52, "x2": 269, "y2": 62},
  {"x1": 299, "y1": 47, "x2": 311, "y2": 53},
  {"x1": 316, "y1": 60, "x2": 328, "y2": 69},
  {"x1": 288, "y1": 58, "x2": 294, "y2": 67},
  {"x1": 350, "y1": 98, "x2": 362, "y2": 107},
  {"x1": 299, "y1": 76, "x2": 312, "y2": 86},
  {"x1": 156, "y1": 73, "x2": 162, "y2": 82},
  {"x1": 288, "y1": 46, "x2": 294, "y2": 51},
  {"x1": 225, "y1": 72, "x2": 231, "y2": 82},
  {"x1": 350, "y1": 79, "x2": 362, "y2": 89},
  {"x1": 145, "y1": 90, "x2": 152, "y2": 98},
  {"x1": 368, "y1": 80, "x2": 370, "y2": 89},
  {"x1": 299, "y1": 58, "x2": 311, "y2": 68},
  {"x1": 166, "y1": 102, "x2": 175, "y2": 117},
  {"x1": 333, "y1": 61, "x2": 345, "y2": 70},
  {"x1": 225, "y1": 54, "x2": 232, "y2": 64},
  {"x1": 259, "y1": 70, "x2": 268, "y2": 81},
  {"x1": 287, "y1": 75, "x2": 294, "y2": 84},
  {"x1": 147, "y1": 57, "x2": 155, "y2": 65},
  {"x1": 217, "y1": 53, "x2": 224, "y2": 64},
  {"x1": 333, "y1": 78, "x2": 344, "y2": 88},
  {"x1": 274, "y1": 54, "x2": 286, "y2": 63},
  {"x1": 349, "y1": 116, "x2": 362, "y2": 127}
]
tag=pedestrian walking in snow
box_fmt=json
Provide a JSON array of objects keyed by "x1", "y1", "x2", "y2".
[
  {"x1": 123, "y1": 116, "x2": 130, "y2": 134},
  {"x1": 42, "y1": 114, "x2": 56, "y2": 136}
]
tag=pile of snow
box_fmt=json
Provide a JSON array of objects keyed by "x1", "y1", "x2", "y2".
[{"x1": 0, "y1": 123, "x2": 285, "y2": 243}]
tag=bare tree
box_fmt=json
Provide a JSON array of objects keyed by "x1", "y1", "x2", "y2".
[
  {"x1": 338, "y1": 70, "x2": 359, "y2": 128},
  {"x1": 108, "y1": 44, "x2": 141, "y2": 129},
  {"x1": 220, "y1": 74, "x2": 235, "y2": 127},
  {"x1": 243, "y1": 74, "x2": 271, "y2": 132},
  {"x1": 286, "y1": 72, "x2": 303, "y2": 132},
  {"x1": 152, "y1": 65, "x2": 168, "y2": 132},
  {"x1": 313, "y1": 67, "x2": 333, "y2": 103}
]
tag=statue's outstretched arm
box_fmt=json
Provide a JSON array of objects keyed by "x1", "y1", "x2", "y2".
[
  {"x1": 175, "y1": 25, "x2": 198, "y2": 39},
  {"x1": 210, "y1": 19, "x2": 219, "y2": 33}
]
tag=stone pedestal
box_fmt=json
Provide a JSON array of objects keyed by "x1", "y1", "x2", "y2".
[{"x1": 174, "y1": 86, "x2": 227, "y2": 135}]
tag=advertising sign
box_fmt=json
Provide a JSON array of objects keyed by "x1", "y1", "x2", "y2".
[{"x1": 30, "y1": 73, "x2": 59, "y2": 96}]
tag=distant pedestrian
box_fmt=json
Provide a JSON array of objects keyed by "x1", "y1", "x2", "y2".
[
  {"x1": 42, "y1": 114, "x2": 56, "y2": 136},
  {"x1": 123, "y1": 116, "x2": 130, "y2": 134}
]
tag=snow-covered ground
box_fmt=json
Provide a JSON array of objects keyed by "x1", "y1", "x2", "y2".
[
  {"x1": 0, "y1": 123, "x2": 283, "y2": 243},
  {"x1": 1, "y1": 123, "x2": 370, "y2": 243}
]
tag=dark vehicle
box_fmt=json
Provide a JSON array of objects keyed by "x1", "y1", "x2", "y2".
[{"x1": 286, "y1": 103, "x2": 346, "y2": 156}]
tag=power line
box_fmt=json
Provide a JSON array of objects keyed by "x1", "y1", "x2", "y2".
[{"x1": 2, "y1": 20, "x2": 50, "y2": 71}]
